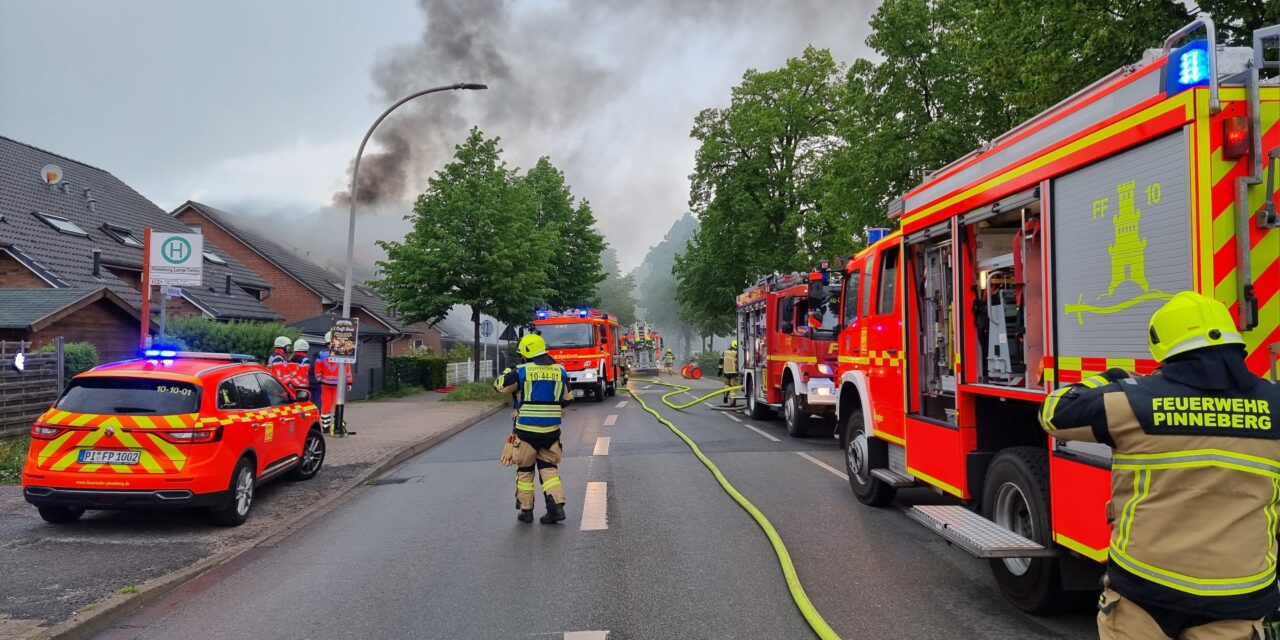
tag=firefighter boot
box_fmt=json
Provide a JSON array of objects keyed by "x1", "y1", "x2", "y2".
[
  {"x1": 540, "y1": 494, "x2": 566, "y2": 524},
  {"x1": 517, "y1": 509, "x2": 534, "y2": 523}
]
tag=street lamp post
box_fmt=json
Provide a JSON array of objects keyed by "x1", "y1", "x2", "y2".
[{"x1": 332, "y1": 82, "x2": 486, "y2": 436}]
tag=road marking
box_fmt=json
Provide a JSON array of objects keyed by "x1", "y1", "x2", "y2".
[
  {"x1": 743, "y1": 423, "x2": 781, "y2": 442},
  {"x1": 593, "y1": 436, "x2": 611, "y2": 456},
  {"x1": 580, "y1": 482, "x2": 608, "y2": 531},
  {"x1": 643, "y1": 385, "x2": 653, "y2": 390},
  {"x1": 726, "y1": 414, "x2": 742, "y2": 422},
  {"x1": 797, "y1": 451, "x2": 849, "y2": 481},
  {"x1": 564, "y1": 632, "x2": 609, "y2": 640},
  {"x1": 603, "y1": 414, "x2": 618, "y2": 426},
  {"x1": 615, "y1": 400, "x2": 628, "y2": 408}
]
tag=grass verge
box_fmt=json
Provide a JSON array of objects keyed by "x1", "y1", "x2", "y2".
[
  {"x1": 0, "y1": 435, "x2": 29, "y2": 484},
  {"x1": 441, "y1": 380, "x2": 502, "y2": 402}
]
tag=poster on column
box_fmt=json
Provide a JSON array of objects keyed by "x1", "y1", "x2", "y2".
[{"x1": 329, "y1": 318, "x2": 359, "y2": 364}]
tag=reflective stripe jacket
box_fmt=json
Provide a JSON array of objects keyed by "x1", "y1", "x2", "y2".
[
  {"x1": 502, "y1": 358, "x2": 568, "y2": 435},
  {"x1": 315, "y1": 350, "x2": 352, "y2": 386},
  {"x1": 1040, "y1": 359, "x2": 1280, "y2": 619},
  {"x1": 288, "y1": 354, "x2": 309, "y2": 391},
  {"x1": 268, "y1": 349, "x2": 291, "y2": 384}
]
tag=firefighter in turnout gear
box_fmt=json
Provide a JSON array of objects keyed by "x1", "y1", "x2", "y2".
[
  {"x1": 719, "y1": 339, "x2": 739, "y2": 404},
  {"x1": 268, "y1": 336, "x2": 293, "y2": 383},
  {"x1": 663, "y1": 348, "x2": 676, "y2": 374},
  {"x1": 1040, "y1": 292, "x2": 1280, "y2": 639},
  {"x1": 498, "y1": 334, "x2": 572, "y2": 524},
  {"x1": 288, "y1": 339, "x2": 311, "y2": 397}
]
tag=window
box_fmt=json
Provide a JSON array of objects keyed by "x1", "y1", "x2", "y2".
[
  {"x1": 537, "y1": 322, "x2": 593, "y2": 348},
  {"x1": 842, "y1": 270, "x2": 861, "y2": 325},
  {"x1": 203, "y1": 251, "x2": 226, "y2": 265},
  {"x1": 860, "y1": 258, "x2": 874, "y2": 319},
  {"x1": 256, "y1": 373, "x2": 291, "y2": 407},
  {"x1": 33, "y1": 212, "x2": 87, "y2": 236},
  {"x1": 56, "y1": 378, "x2": 199, "y2": 415},
  {"x1": 329, "y1": 281, "x2": 345, "y2": 291},
  {"x1": 216, "y1": 380, "x2": 239, "y2": 410},
  {"x1": 232, "y1": 374, "x2": 268, "y2": 410},
  {"x1": 876, "y1": 247, "x2": 899, "y2": 315},
  {"x1": 102, "y1": 225, "x2": 142, "y2": 247}
]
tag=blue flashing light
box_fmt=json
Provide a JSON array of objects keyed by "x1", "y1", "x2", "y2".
[
  {"x1": 578, "y1": 308, "x2": 589, "y2": 318},
  {"x1": 866, "y1": 227, "x2": 891, "y2": 244},
  {"x1": 1165, "y1": 39, "x2": 1210, "y2": 97},
  {"x1": 536, "y1": 309, "x2": 549, "y2": 320},
  {"x1": 144, "y1": 349, "x2": 178, "y2": 358},
  {"x1": 144, "y1": 349, "x2": 160, "y2": 357}
]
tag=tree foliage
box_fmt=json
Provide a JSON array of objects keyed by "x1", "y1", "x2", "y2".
[
  {"x1": 522, "y1": 157, "x2": 606, "y2": 309},
  {"x1": 596, "y1": 247, "x2": 637, "y2": 325}
]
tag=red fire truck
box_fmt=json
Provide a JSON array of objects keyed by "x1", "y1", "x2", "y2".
[
  {"x1": 832, "y1": 19, "x2": 1280, "y2": 612},
  {"x1": 735, "y1": 268, "x2": 841, "y2": 436},
  {"x1": 533, "y1": 308, "x2": 623, "y2": 402}
]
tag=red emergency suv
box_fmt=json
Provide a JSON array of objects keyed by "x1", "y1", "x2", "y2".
[{"x1": 22, "y1": 351, "x2": 325, "y2": 526}]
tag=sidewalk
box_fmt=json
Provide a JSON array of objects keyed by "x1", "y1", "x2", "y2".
[{"x1": 0, "y1": 391, "x2": 500, "y2": 640}]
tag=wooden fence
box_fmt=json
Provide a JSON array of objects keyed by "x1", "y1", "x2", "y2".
[{"x1": 0, "y1": 341, "x2": 61, "y2": 438}]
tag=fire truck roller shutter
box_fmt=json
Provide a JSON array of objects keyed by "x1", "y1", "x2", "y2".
[{"x1": 1052, "y1": 130, "x2": 1191, "y2": 382}]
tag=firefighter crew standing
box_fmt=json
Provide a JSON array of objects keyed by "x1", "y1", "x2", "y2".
[
  {"x1": 718, "y1": 339, "x2": 739, "y2": 404},
  {"x1": 268, "y1": 336, "x2": 293, "y2": 382},
  {"x1": 288, "y1": 338, "x2": 311, "y2": 397},
  {"x1": 497, "y1": 334, "x2": 572, "y2": 524},
  {"x1": 1040, "y1": 291, "x2": 1280, "y2": 639},
  {"x1": 315, "y1": 332, "x2": 353, "y2": 437}
]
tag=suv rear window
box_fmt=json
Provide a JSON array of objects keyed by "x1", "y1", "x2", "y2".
[{"x1": 56, "y1": 378, "x2": 200, "y2": 415}]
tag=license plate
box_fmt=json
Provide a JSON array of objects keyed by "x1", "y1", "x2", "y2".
[{"x1": 77, "y1": 450, "x2": 141, "y2": 465}]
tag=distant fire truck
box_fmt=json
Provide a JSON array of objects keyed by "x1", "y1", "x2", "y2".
[
  {"x1": 735, "y1": 266, "x2": 841, "y2": 436},
  {"x1": 624, "y1": 322, "x2": 661, "y2": 373},
  {"x1": 832, "y1": 19, "x2": 1280, "y2": 613},
  {"x1": 533, "y1": 308, "x2": 622, "y2": 402}
]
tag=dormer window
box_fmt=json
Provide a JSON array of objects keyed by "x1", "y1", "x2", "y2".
[
  {"x1": 102, "y1": 224, "x2": 143, "y2": 247},
  {"x1": 329, "y1": 281, "x2": 345, "y2": 291},
  {"x1": 203, "y1": 251, "x2": 226, "y2": 265},
  {"x1": 34, "y1": 212, "x2": 87, "y2": 237}
]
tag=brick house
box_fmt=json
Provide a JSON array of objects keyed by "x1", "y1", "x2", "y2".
[{"x1": 0, "y1": 135, "x2": 278, "y2": 361}]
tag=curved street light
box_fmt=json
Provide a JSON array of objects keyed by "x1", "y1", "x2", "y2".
[{"x1": 333, "y1": 82, "x2": 487, "y2": 436}]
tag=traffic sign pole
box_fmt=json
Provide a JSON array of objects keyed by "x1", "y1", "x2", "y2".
[{"x1": 140, "y1": 227, "x2": 151, "y2": 348}]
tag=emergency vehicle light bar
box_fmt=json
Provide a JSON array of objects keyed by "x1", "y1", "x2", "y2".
[{"x1": 142, "y1": 350, "x2": 256, "y2": 363}]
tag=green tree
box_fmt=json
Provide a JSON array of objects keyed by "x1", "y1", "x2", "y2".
[
  {"x1": 596, "y1": 247, "x2": 637, "y2": 324},
  {"x1": 374, "y1": 128, "x2": 550, "y2": 380},
  {"x1": 635, "y1": 214, "x2": 699, "y2": 354},
  {"x1": 522, "y1": 157, "x2": 606, "y2": 309}
]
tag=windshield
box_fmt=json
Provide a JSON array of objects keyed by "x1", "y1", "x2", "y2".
[
  {"x1": 538, "y1": 323, "x2": 596, "y2": 349},
  {"x1": 56, "y1": 377, "x2": 200, "y2": 415}
]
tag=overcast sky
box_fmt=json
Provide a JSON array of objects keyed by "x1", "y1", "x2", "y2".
[{"x1": 0, "y1": 0, "x2": 878, "y2": 272}]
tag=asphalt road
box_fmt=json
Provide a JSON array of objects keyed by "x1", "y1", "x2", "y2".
[{"x1": 95, "y1": 377, "x2": 1096, "y2": 640}]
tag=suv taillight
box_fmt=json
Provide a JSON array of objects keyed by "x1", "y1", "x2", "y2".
[
  {"x1": 157, "y1": 427, "x2": 221, "y2": 444},
  {"x1": 31, "y1": 423, "x2": 62, "y2": 439}
]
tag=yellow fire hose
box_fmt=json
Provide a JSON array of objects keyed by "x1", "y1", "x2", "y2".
[{"x1": 628, "y1": 378, "x2": 841, "y2": 640}]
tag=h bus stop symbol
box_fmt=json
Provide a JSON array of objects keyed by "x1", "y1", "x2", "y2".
[{"x1": 161, "y1": 236, "x2": 192, "y2": 264}]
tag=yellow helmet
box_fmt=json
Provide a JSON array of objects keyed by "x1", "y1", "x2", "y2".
[
  {"x1": 1147, "y1": 291, "x2": 1243, "y2": 362},
  {"x1": 518, "y1": 334, "x2": 547, "y2": 358},
  {"x1": 731, "y1": 339, "x2": 738, "y2": 349}
]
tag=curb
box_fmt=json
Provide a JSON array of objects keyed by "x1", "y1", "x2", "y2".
[{"x1": 36, "y1": 402, "x2": 505, "y2": 640}]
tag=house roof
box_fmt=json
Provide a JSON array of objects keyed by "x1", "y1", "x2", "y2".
[
  {"x1": 289, "y1": 313, "x2": 397, "y2": 338},
  {"x1": 431, "y1": 305, "x2": 511, "y2": 346},
  {"x1": 0, "y1": 287, "x2": 140, "y2": 331},
  {"x1": 177, "y1": 201, "x2": 404, "y2": 333},
  {"x1": 0, "y1": 135, "x2": 277, "y2": 322}
]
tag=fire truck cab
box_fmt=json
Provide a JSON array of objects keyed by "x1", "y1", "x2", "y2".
[
  {"x1": 835, "y1": 19, "x2": 1280, "y2": 613},
  {"x1": 736, "y1": 268, "x2": 841, "y2": 436},
  {"x1": 533, "y1": 308, "x2": 623, "y2": 402}
]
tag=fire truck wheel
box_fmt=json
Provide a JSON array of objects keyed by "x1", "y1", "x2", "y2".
[
  {"x1": 37, "y1": 505, "x2": 85, "y2": 524},
  {"x1": 981, "y1": 447, "x2": 1065, "y2": 614},
  {"x1": 606, "y1": 380, "x2": 616, "y2": 397},
  {"x1": 210, "y1": 457, "x2": 256, "y2": 527},
  {"x1": 745, "y1": 376, "x2": 772, "y2": 420},
  {"x1": 594, "y1": 380, "x2": 606, "y2": 402},
  {"x1": 783, "y1": 381, "x2": 810, "y2": 437},
  {"x1": 842, "y1": 408, "x2": 895, "y2": 506}
]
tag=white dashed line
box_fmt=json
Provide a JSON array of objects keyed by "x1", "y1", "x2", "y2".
[
  {"x1": 796, "y1": 451, "x2": 849, "y2": 481},
  {"x1": 642, "y1": 385, "x2": 653, "y2": 390},
  {"x1": 593, "y1": 436, "x2": 611, "y2": 456},
  {"x1": 615, "y1": 400, "x2": 628, "y2": 408},
  {"x1": 564, "y1": 632, "x2": 609, "y2": 640},
  {"x1": 742, "y1": 423, "x2": 781, "y2": 442},
  {"x1": 603, "y1": 414, "x2": 618, "y2": 426},
  {"x1": 580, "y1": 482, "x2": 608, "y2": 531},
  {"x1": 725, "y1": 414, "x2": 742, "y2": 422}
]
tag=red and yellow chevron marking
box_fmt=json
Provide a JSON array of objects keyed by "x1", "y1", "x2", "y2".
[
  {"x1": 1042, "y1": 356, "x2": 1159, "y2": 384},
  {"x1": 838, "y1": 351, "x2": 903, "y2": 368}
]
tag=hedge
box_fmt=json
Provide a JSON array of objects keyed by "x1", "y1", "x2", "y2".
[
  {"x1": 386, "y1": 354, "x2": 448, "y2": 391},
  {"x1": 39, "y1": 341, "x2": 99, "y2": 382},
  {"x1": 693, "y1": 350, "x2": 722, "y2": 374},
  {"x1": 165, "y1": 316, "x2": 300, "y2": 363}
]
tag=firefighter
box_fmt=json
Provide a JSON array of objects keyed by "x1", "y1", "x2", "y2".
[
  {"x1": 1040, "y1": 291, "x2": 1280, "y2": 640},
  {"x1": 268, "y1": 336, "x2": 293, "y2": 383},
  {"x1": 315, "y1": 332, "x2": 353, "y2": 437},
  {"x1": 663, "y1": 348, "x2": 676, "y2": 374},
  {"x1": 288, "y1": 338, "x2": 311, "y2": 397},
  {"x1": 496, "y1": 334, "x2": 572, "y2": 524},
  {"x1": 719, "y1": 339, "x2": 739, "y2": 404}
]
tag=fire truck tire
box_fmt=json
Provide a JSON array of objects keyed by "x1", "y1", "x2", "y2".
[
  {"x1": 981, "y1": 447, "x2": 1068, "y2": 614},
  {"x1": 745, "y1": 376, "x2": 772, "y2": 420},
  {"x1": 842, "y1": 408, "x2": 895, "y2": 506},
  {"x1": 594, "y1": 380, "x2": 606, "y2": 402},
  {"x1": 37, "y1": 505, "x2": 84, "y2": 524},
  {"x1": 783, "y1": 381, "x2": 810, "y2": 437},
  {"x1": 210, "y1": 457, "x2": 255, "y2": 527}
]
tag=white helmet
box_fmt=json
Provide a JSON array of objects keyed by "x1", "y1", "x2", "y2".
[
  {"x1": 293, "y1": 338, "x2": 310, "y2": 352},
  {"x1": 324, "y1": 331, "x2": 333, "y2": 344},
  {"x1": 274, "y1": 336, "x2": 292, "y2": 349}
]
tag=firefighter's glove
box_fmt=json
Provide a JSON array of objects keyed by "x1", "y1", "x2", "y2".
[
  {"x1": 1100, "y1": 368, "x2": 1131, "y2": 383},
  {"x1": 499, "y1": 434, "x2": 517, "y2": 466}
]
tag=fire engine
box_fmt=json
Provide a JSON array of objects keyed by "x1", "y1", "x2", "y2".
[
  {"x1": 735, "y1": 267, "x2": 842, "y2": 436},
  {"x1": 832, "y1": 19, "x2": 1280, "y2": 613},
  {"x1": 533, "y1": 308, "x2": 623, "y2": 401},
  {"x1": 624, "y1": 322, "x2": 662, "y2": 373}
]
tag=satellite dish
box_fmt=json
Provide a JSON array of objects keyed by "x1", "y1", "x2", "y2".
[{"x1": 40, "y1": 164, "x2": 64, "y2": 185}]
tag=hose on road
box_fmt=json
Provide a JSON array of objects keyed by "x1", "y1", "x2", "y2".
[{"x1": 627, "y1": 378, "x2": 841, "y2": 640}]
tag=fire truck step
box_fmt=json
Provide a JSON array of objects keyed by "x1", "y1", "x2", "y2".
[
  {"x1": 870, "y1": 468, "x2": 916, "y2": 487},
  {"x1": 903, "y1": 505, "x2": 1056, "y2": 559}
]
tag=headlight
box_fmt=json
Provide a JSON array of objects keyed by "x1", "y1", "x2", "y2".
[
  {"x1": 816, "y1": 363, "x2": 834, "y2": 376},
  {"x1": 582, "y1": 369, "x2": 597, "y2": 379},
  {"x1": 813, "y1": 387, "x2": 832, "y2": 396}
]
